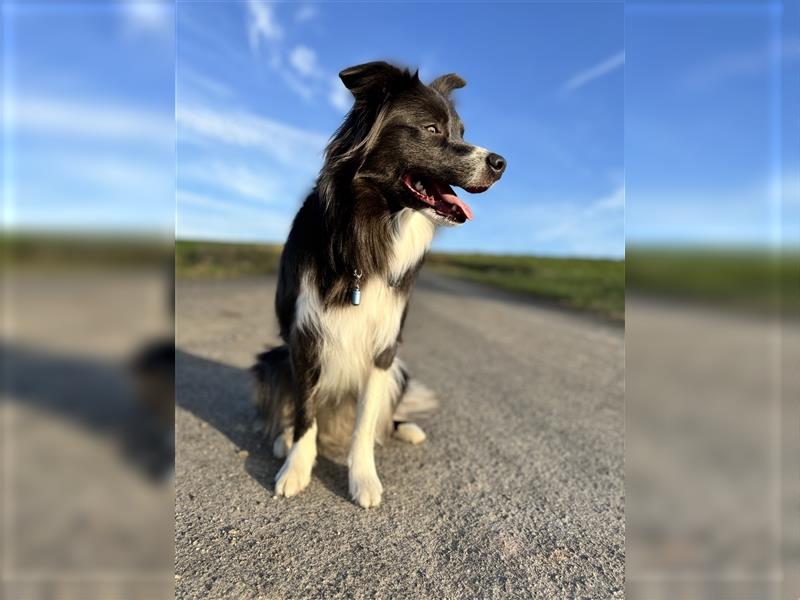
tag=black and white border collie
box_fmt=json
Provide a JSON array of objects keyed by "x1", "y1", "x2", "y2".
[{"x1": 252, "y1": 61, "x2": 506, "y2": 508}]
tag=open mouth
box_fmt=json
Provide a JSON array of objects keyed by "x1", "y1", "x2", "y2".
[{"x1": 402, "y1": 174, "x2": 487, "y2": 224}]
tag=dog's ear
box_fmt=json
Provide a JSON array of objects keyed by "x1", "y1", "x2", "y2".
[
  {"x1": 339, "y1": 61, "x2": 416, "y2": 100},
  {"x1": 430, "y1": 73, "x2": 466, "y2": 97}
]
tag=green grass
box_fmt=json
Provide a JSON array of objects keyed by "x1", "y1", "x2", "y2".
[
  {"x1": 1, "y1": 232, "x2": 171, "y2": 270},
  {"x1": 176, "y1": 240, "x2": 283, "y2": 278},
  {"x1": 175, "y1": 240, "x2": 625, "y2": 321},
  {"x1": 425, "y1": 253, "x2": 624, "y2": 321},
  {"x1": 626, "y1": 246, "x2": 800, "y2": 316}
]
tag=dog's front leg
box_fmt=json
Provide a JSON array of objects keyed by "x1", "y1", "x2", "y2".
[
  {"x1": 348, "y1": 367, "x2": 389, "y2": 508},
  {"x1": 274, "y1": 330, "x2": 319, "y2": 498}
]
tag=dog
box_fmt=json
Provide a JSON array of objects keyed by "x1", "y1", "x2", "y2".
[{"x1": 252, "y1": 61, "x2": 506, "y2": 508}]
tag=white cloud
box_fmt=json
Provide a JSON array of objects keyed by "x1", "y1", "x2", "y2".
[
  {"x1": 535, "y1": 186, "x2": 624, "y2": 243},
  {"x1": 246, "y1": 0, "x2": 283, "y2": 53},
  {"x1": 177, "y1": 105, "x2": 327, "y2": 173},
  {"x1": 241, "y1": 2, "x2": 346, "y2": 112},
  {"x1": 178, "y1": 68, "x2": 233, "y2": 99},
  {"x1": 121, "y1": 0, "x2": 172, "y2": 35},
  {"x1": 289, "y1": 45, "x2": 319, "y2": 78},
  {"x1": 626, "y1": 180, "x2": 784, "y2": 246},
  {"x1": 329, "y1": 77, "x2": 352, "y2": 112},
  {"x1": 177, "y1": 189, "x2": 292, "y2": 242},
  {"x1": 179, "y1": 161, "x2": 281, "y2": 201},
  {"x1": 295, "y1": 4, "x2": 318, "y2": 23},
  {"x1": 8, "y1": 151, "x2": 174, "y2": 232},
  {"x1": 8, "y1": 95, "x2": 172, "y2": 145},
  {"x1": 683, "y1": 39, "x2": 800, "y2": 92},
  {"x1": 561, "y1": 52, "x2": 624, "y2": 94},
  {"x1": 58, "y1": 155, "x2": 172, "y2": 192}
]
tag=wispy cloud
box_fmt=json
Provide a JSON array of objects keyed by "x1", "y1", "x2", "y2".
[
  {"x1": 177, "y1": 105, "x2": 327, "y2": 173},
  {"x1": 561, "y1": 52, "x2": 624, "y2": 94},
  {"x1": 178, "y1": 67, "x2": 234, "y2": 99},
  {"x1": 9, "y1": 95, "x2": 172, "y2": 145},
  {"x1": 626, "y1": 179, "x2": 787, "y2": 246},
  {"x1": 180, "y1": 161, "x2": 282, "y2": 202},
  {"x1": 535, "y1": 186, "x2": 624, "y2": 243},
  {"x1": 177, "y1": 190, "x2": 293, "y2": 242},
  {"x1": 121, "y1": 0, "x2": 173, "y2": 36},
  {"x1": 242, "y1": 3, "x2": 350, "y2": 112},
  {"x1": 9, "y1": 148, "x2": 174, "y2": 232},
  {"x1": 289, "y1": 45, "x2": 320, "y2": 77},
  {"x1": 246, "y1": 0, "x2": 283, "y2": 50},
  {"x1": 683, "y1": 38, "x2": 800, "y2": 92},
  {"x1": 295, "y1": 4, "x2": 318, "y2": 23}
]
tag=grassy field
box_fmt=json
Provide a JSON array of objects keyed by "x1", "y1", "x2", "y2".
[
  {"x1": 175, "y1": 240, "x2": 283, "y2": 279},
  {"x1": 176, "y1": 240, "x2": 625, "y2": 321},
  {"x1": 425, "y1": 252, "x2": 624, "y2": 320},
  {"x1": 626, "y1": 247, "x2": 799, "y2": 316}
]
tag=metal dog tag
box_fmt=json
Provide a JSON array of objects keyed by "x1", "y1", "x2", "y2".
[{"x1": 351, "y1": 269, "x2": 363, "y2": 306}]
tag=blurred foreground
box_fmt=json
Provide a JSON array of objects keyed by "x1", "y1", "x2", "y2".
[
  {"x1": 626, "y1": 247, "x2": 798, "y2": 600},
  {"x1": 1, "y1": 237, "x2": 175, "y2": 599}
]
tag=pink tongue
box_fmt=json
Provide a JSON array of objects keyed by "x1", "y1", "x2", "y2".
[{"x1": 429, "y1": 180, "x2": 474, "y2": 220}]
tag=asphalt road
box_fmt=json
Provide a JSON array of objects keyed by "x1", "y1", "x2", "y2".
[{"x1": 175, "y1": 273, "x2": 625, "y2": 599}]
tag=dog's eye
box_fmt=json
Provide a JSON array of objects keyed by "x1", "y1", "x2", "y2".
[{"x1": 425, "y1": 125, "x2": 440, "y2": 134}]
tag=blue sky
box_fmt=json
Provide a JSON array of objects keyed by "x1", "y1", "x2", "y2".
[
  {"x1": 176, "y1": 1, "x2": 624, "y2": 257},
  {"x1": 625, "y1": 1, "x2": 799, "y2": 249},
  {"x1": 4, "y1": 2, "x2": 796, "y2": 256},
  {"x1": 2, "y1": 1, "x2": 175, "y2": 234}
]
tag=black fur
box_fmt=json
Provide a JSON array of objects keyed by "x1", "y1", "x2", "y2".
[{"x1": 373, "y1": 344, "x2": 398, "y2": 370}]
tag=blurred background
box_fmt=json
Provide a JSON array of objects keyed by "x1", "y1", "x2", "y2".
[
  {"x1": 625, "y1": 1, "x2": 798, "y2": 599},
  {"x1": 2, "y1": 1, "x2": 175, "y2": 599}
]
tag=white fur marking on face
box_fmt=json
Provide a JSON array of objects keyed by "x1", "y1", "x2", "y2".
[
  {"x1": 393, "y1": 422, "x2": 426, "y2": 444},
  {"x1": 274, "y1": 422, "x2": 317, "y2": 498},
  {"x1": 465, "y1": 145, "x2": 491, "y2": 187}
]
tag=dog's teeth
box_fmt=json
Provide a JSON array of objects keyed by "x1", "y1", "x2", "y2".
[{"x1": 414, "y1": 180, "x2": 424, "y2": 192}]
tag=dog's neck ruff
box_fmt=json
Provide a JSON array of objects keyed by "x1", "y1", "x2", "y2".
[{"x1": 350, "y1": 209, "x2": 436, "y2": 306}]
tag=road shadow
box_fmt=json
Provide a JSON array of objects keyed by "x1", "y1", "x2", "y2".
[
  {"x1": 175, "y1": 349, "x2": 351, "y2": 501},
  {"x1": 2, "y1": 340, "x2": 173, "y2": 479}
]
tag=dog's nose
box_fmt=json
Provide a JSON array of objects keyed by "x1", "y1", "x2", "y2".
[{"x1": 487, "y1": 153, "x2": 506, "y2": 174}]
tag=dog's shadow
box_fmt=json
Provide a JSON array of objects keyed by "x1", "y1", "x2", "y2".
[{"x1": 176, "y1": 350, "x2": 351, "y2": 501}]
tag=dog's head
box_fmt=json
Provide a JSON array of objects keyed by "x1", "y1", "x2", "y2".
[{"x1": 325, "y1": 61, "x2": 506, "y2": 226}]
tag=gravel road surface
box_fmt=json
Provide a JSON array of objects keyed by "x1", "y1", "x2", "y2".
[{"x1": 175, "y1": 273, "x2": 624, "y2": 599}]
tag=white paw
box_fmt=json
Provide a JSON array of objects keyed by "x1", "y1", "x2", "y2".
[
  {"x1": 393, "y1": 422, "x2": 426, "y2": 444},
  {"x1": 272, "y1": 432, "x2": 291, "y2": 459},
  {"x1": 349, "y1": 471, "x2": 383, "y2": 508},
  {"x1": 274, "y1": 459, "x2": 311, "y2": 498}
]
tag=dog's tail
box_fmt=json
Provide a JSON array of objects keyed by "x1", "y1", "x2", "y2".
[
  {"x1": 390, "y1": 360, "x2": 439, "y2": 426},
  {"x1": 250, "y1": 346, "x2": 294, "y2": 446}
]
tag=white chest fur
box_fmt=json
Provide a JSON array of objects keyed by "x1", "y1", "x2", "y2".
[{"x1": 295, "y1": 210, "x2": 435, "y2": 395}]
